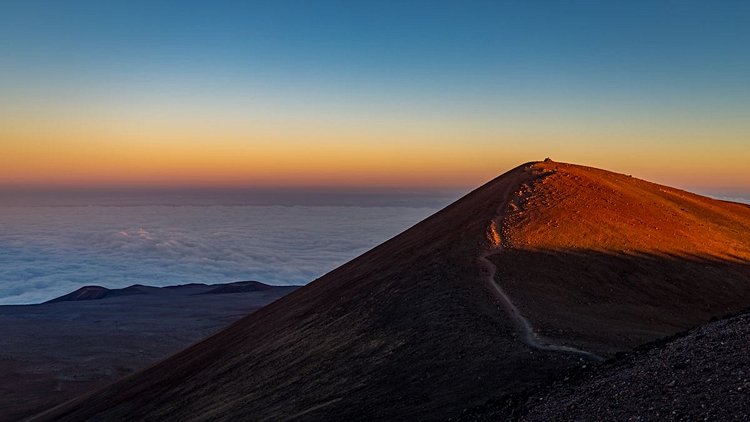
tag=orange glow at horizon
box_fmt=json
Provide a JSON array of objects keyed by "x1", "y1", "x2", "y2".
[
  {"x1": 2, "y1": 104, "x2": 749, "y2": 192},
  {"x1": 1, "y1": 122, "x2": 499, "y2": 189},
  {"x1": 2, "y1": 1, "x2": 750, "y2": 197}
]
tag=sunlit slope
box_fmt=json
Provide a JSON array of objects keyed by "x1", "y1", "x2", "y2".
[{"x1": 493, "y1": 161, "x2": 750, "y2": 354}]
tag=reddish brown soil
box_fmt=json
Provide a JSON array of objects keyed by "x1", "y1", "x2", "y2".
[
  {"x1": 493, "y1": 162, "x2": 750, "y2": 354},
  {"x1": 30, "y1": 161, "x2": 750, "y2": 421},
  {"x1": 503, "y1": 162, "x2": 750, "y2": 257}
]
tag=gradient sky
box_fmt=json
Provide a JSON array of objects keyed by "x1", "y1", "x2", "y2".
[{"x1": 1, "y1": 1, "x2": 749, "y2": 194}]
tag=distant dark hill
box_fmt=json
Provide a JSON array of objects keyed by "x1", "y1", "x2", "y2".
[
  {"x1": 199, "y1": 281, "x2": 274, "y2": 295},
  {"x1": 45, "y1": 281, "x2": 279, "y2": 304},
  {"x1": 44, "y1": 285, "x2": 150, "y2": 303},
  {"x1": 33, "y1": 161, "x2": 750, "y2": 421},
  {"x1": 161, "y1": 282, "x2": 208, "y2": 289}
]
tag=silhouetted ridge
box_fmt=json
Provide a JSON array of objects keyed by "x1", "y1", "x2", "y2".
[
  {"x1": 44, "y1": 281, "x2": 280, "y2": 303},
  {"x1": 45, "y1": 285, "x2": 144, "y2": 303},
  {"x1": 199, "y1": 281, "x2": 273, "y2": 295}
]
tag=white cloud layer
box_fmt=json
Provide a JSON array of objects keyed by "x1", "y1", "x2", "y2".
[{"x1": 0, "y1": 205, "x2": 437, "y2": 304}]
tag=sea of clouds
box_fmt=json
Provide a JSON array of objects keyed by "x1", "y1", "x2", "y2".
[{"x1": 0, "y1": 203, "x2": 440, "y2": 305}]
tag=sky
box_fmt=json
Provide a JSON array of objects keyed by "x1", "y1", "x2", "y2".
[{"x1": 1, "y1": 0, "x2": 749, "y2": 195}]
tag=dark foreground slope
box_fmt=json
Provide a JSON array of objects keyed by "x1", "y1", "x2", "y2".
[
  {"x1": 520, "y1": 309, "x2": 750, "y2": 421},
  {"x1": 0, "y1": 282, "x2": 295, "y2": 422},
  {"x1": 32, "y1": 162, "x2": 750, "y2": 421},
  {"x1": 460, "y1": 309, "x2": 750, "y2": 421}
]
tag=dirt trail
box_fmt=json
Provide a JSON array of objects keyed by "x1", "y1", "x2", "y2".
[{"x1": 479, "y1": 175, "x2": 604, "y2": 362}]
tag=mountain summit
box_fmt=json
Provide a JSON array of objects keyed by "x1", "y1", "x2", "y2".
[{"x1": 34, "y1": 161, "x2": 750, "y2": 421}]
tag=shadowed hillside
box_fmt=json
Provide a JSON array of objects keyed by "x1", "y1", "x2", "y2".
[
  {"x1": 522, "y1": 308, "x2": 750, "y2": 421},
  {"x1": 492, "y1": 250, "x2": 750, "y2": 354},
  {"x1": 32, "y1": 161, "x2": 750, "y2": 421},
  {"x1": 460, "y1": 307, "x2": 750, "y2": 421}
]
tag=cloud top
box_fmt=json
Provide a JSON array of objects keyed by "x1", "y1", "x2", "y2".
[{"x1": 0, "y1": 204, "x2": 437, "y2": 304}]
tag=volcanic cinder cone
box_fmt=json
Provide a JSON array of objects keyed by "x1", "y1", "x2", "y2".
[{"x1": 33, "y1": 161, "x2": 750, "y2": 421}]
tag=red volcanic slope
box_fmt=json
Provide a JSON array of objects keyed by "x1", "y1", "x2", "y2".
[
  {"x1": 33, "y1": 162, "x2": 750, "y2": 421},
  {"x1": 493, "y1": 161, "x2": 750, "y2": 354}
]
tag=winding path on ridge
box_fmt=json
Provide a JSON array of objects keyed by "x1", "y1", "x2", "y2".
[{"x1": 479, "y1": 175, "x2": 604, "y2": 362}]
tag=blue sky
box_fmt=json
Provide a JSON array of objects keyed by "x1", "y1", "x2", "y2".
[
  {"x1": 1, "y1": 1, "x2": 749, "y2": 192},
  {"x1": 4, "y1": 1, "x2": 748, "y2": 92}
]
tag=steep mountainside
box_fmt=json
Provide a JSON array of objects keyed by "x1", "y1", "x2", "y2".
[{"x1": 32, "y1": 162, "x2": 750, "y2": 421}]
